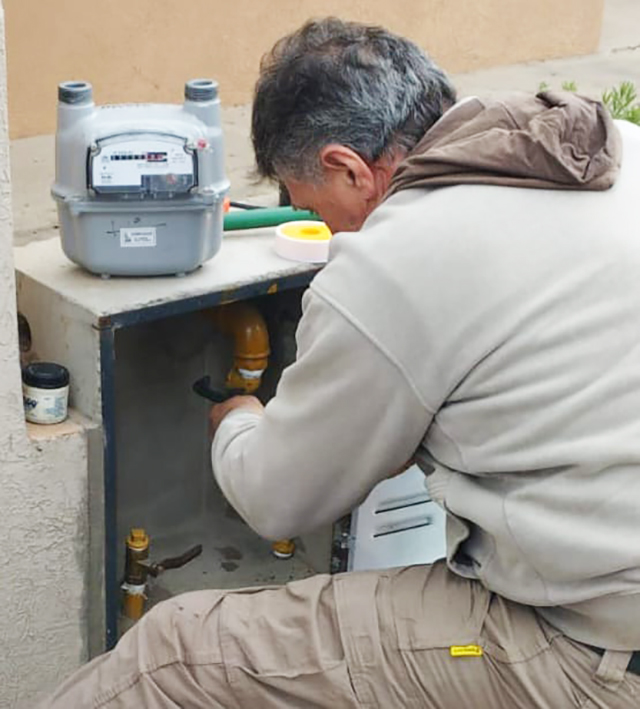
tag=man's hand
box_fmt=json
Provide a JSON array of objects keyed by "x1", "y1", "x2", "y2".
[{"x1": 209, "y1": 395, "x2": 264, "y2": 438}]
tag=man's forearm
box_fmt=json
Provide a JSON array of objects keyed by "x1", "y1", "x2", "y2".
[{"x1": 210, "y1": 304, "x2": 430, "y2": 542}]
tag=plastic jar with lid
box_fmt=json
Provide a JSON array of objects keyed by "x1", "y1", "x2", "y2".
[{"x1": 22, "y1": 362, "x2": 70, "y2": 424}]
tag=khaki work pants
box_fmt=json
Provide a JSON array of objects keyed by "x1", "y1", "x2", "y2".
[{"x1": 40, "y1": 562, "x2": 639, "y2": 708}]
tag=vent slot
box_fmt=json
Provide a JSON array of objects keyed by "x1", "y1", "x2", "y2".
[
  {"x1": 375, "y1": 492, "x2": 431, "y2": 515},
  {"x1": 373, "y1": 515, "x2": 433, "y2": 538}
]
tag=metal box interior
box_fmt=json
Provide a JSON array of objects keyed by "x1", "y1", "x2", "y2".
[{"x1": 112, "y1": 289, "x2": 334, "y2": 633}]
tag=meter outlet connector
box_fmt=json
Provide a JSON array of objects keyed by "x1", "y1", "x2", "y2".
[{"x1": 52, "y1": 79, "x2": 230, "y2": 277}]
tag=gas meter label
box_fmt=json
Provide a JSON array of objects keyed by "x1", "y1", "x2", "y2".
[
  {"x1": 120, "y1": 227, "x2": 157, "y2": 248},
  {"x1": 91, "y1": 136, "x2": 196, "y2": 194}
]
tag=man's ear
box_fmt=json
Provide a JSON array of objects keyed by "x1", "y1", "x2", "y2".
[{"x1": 319, "y1": 144, "x2": 376, "y2": 194}]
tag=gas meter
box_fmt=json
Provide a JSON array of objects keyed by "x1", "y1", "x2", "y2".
[{"x1": 52, "y1": 79, "x2": 229, "y2": 277}]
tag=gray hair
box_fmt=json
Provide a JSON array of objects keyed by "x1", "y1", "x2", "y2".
[{"x1": 251, "y1": 17, "x2": 457, "y2": 182}]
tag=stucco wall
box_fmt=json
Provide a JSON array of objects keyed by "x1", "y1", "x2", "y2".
[
  {"x1": 0, "y1": 4, "x2": 94, "y2": 706},
  {"x1": 5, "y1": 0, "x2": 604, "y2": 139}
]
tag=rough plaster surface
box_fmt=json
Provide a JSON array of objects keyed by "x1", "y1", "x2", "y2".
[
  {"x1": 0, "y1": 417, "x2": 92, "y2": 707},
  {"x1": 0, "y1": 4, "x2": 94, "y2": 707}
]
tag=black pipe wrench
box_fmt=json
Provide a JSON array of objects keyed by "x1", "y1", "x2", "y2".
[{"x1": 192, "y1": 376, "x2": 244, "y2": 403}]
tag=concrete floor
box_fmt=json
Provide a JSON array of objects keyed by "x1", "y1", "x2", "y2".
[{"x1": 10, "y1": 0, "x2": 640, "y2": 246}]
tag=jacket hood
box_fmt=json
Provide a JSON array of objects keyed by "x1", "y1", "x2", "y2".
[{"x1": 386, "y1": 91, "x2": 622, "y2": 197}]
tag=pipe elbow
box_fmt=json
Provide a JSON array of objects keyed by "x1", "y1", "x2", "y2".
[{"x1": 209, "y1": 303, "x2": 270, "y2": 393}]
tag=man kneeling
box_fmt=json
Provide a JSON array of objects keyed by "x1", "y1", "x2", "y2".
[{"x1": 42, "y1": 17, "x2": 640, "y2": 709}]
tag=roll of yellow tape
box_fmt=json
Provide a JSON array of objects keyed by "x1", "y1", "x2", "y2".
[{"x1": 274, "y1": 221, "x2": 332, "y2": 263}]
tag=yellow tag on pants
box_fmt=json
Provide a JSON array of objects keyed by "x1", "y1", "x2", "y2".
[{"x1": 450, "y1": 645, "x2": 484, "y2": 658}]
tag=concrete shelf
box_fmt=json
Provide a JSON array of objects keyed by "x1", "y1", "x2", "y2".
[
  {"x1": 26, "y1": 408, "x2": 94, "y2": 441},
  {"x1": 14, "y1": 228, "x2": 319, "y2": 325}
]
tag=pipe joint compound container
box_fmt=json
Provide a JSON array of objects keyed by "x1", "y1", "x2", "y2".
[
  {"x1": 22, "y1": 362, "x2": 70, "y2": 424},
  {"x1": 52, "y1": 79, "x2": 230, "y2": 277}
]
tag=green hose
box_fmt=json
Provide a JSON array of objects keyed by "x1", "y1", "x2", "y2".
[{"x1": 223, "y1": 206, "x2": 319, "y2": 232}]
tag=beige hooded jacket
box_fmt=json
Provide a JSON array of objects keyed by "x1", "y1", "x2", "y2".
[{"x1": 213, "y1": 93, "x2": 640, "y2": 650}]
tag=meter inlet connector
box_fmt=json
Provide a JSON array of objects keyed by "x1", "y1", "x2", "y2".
[
  {"x1": 52, "y1": 79, "x2": 229, "y2": 277},
  {"x1": 271, "y1": 539, "x2": 296, "y2": 560},
  {"x1": 121, "y1": 528, "x2": 202, "y2": 621}
]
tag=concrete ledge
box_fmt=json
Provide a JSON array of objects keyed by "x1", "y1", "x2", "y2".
[{"x1": 26, "y1": 408, "x2": 93, "y2": 441}]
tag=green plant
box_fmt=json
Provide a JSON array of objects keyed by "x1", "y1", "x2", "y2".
[{"x1": 602, "y1": 81, "x2": 640, "y2": 125}]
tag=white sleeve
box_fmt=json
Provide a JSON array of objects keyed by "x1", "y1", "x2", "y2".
[{"x1": 211, "y1": 287, "x2": 433, "y2": 540}]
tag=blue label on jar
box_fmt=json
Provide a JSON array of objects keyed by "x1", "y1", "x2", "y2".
[{"x1": 45, "y1": 399, "x2": 66, "y2": 416}]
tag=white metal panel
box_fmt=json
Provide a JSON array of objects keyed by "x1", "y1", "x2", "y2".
[{"x1": 349, "y1": 465, "x2": 446, "y2": 572}]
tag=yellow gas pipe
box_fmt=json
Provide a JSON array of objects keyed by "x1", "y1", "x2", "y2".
[
  {"x1": 209, "y1": 302, "x2": 270, "y2": 393},
  {"x1": 209, "y1": 302, "x2": 295, "y2": 559},
  {"x1": 122, "y1": 528, "x2": 150, "y2": 620},
  {"x1": 121, "y1": 529, "x2": 203, "y2": 621}
]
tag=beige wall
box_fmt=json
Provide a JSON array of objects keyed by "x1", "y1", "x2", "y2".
[{"x1": 5, "y1": 0, "x2": 603, "y2": 139}]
